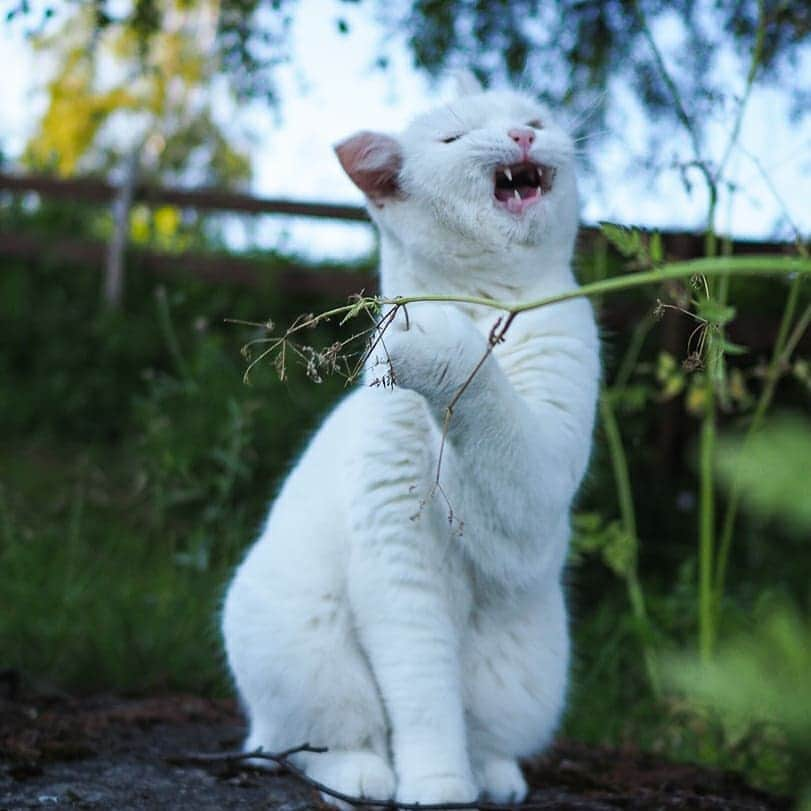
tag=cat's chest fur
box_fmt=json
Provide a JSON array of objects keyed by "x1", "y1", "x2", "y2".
[{"x1": 347, "y1": 302, "x2": 583, "y2": 594}]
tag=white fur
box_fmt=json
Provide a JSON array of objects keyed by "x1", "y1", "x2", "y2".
[{"x1": 222, "y1": 86, "x2": 600, "y2": 806}]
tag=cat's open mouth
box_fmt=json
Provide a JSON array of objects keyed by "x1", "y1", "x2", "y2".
[{"x1": 494, "y1": 162, "x2": 555, "y2": 215}]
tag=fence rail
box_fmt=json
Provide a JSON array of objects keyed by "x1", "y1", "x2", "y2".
[
  {"x1": 0, "y1": 171, "x2": 793, "y2": 299},
  {"x1": 0, "y1": 172, "x2": 371, "y2": 222}
]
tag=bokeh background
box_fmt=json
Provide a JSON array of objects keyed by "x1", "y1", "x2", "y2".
[{"x1": 1, "y1": 0, "x2": 809, "y2": 804}]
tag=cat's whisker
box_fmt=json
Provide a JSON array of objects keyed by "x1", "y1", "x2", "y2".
[
  {"x1": 572, "y1": 129, "x2": 611, "y2": 144},
  {"x1": 565, "y1": 89, "x2": 609, "y2": 133}
]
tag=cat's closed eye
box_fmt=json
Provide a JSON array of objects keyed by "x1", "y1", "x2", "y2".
[
  {"x1": 527, "y1": 119, "x2": 543, "y2": 129},
  {"x1": 441, "y1": 133, "x2": 463, "y2": 143}
]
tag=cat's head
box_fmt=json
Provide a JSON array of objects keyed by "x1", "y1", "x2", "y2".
[{"x1": 335, "y1": 83, "x2": 578, "y2": 266}]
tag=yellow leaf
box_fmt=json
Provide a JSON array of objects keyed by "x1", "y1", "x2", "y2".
[
  {"x1": 129, "y1": 205, "x2": 151, "y2": 244},
  {"x1": 154, "y1": 205, "x2": 182, "y2": 242},
  {"x1": 686, "y1": 380, "x2": 708, "y2": 416}
]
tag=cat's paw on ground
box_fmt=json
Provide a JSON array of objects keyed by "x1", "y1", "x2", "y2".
[
  {"x1": 475, "y1": 757, "x2": 528, "y2": 803},
  {"x1": 304, "y1": 750, "x2": 395, "y2": 811},
  {"x1": 396, "y1": 773, "x2": 479, "y2": 805}
]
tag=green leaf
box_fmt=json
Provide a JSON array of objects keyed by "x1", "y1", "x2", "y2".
[
  {"x1": 615, "y1": 383, "x2": 649, "y2": 413},
  {"x1": 665, "y1": 597, "x2": 811, "y2": 800},
  {"x1": 716, "y1": 414, "x2": 811, "y2": 532},
  {"x1": 661, "y1": 375, "x2": 685, "y2": 399},
  {"x1": 664, "y1": 600, "x2": 811, "y2": 745},
  {"x1": 656, "y1": 350, "x2": 677, "y2": 379},
  {"x1": 649, "y1": 230, "x2": 663, "y2": 264},
  {"x1": 602, "y1": 524, "x2": 636, "y2": 577},
  {"x1": 656, "y1": 351, "x2": 685, "y2": 399},
  {"x1": 573, "y1": 512, "x2": 603, "y2": 533},
  {"x1": 696, "y1": 298, "x2": 736, "y2": 325},
  {"x1": 339, "y1": 297, "x2": 373, "y2": 325},
  {"x1": 720, "y1": 339, "x2": 748, "y2": 356},
  {"x1": 599, "y1": 221, "x2": 642, "y2": 258},
  {"x1": 569, "y1": 515, "x2": 637, "y2": 578}
]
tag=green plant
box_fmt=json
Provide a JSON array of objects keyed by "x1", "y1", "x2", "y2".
[{"x1": 0, "y1": 238, "x2": 358, "y2": 693}]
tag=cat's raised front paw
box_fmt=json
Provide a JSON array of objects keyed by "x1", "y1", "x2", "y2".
[
  {"x1": 381, "y1": 304, "x2": 488, "y2": 402},
  {"x1": 396, "y1": 773, "x2": 479, "y2": 806}
]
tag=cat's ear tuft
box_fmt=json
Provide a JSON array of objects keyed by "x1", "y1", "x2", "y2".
[
  {"x1": 334, "y1": 131, "x2": 403, "y2": 203},
  {"x1": 452, "y1": 69, "x2": 483, "y2": 97}
]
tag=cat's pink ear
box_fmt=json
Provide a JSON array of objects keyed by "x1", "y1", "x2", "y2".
[{"x1": 334, "y1": 131, "x2": 403, "y2": 203}]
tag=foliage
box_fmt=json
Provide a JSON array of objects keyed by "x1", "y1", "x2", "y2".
[
  {"x1": 0, "y1": 470, "x2": 229, "y2": 693},
  {"x1": 666, "y1": 597, "x2": 811, "y2": 803},
  {"x1": 399, "y1": 0, "x2": 811, "y2": 127},
  {"x1": 26, "y1": 46, "x2": 138, "y2": 176},
  {"x1": 562, "y1": 204, "x2": 809, "y2": 803},
  {"x1": 22, "y1": 0, "x2": 250, "y2": 187},
  {"x1": 9, "y1": 1, "x2": 810, "y2": 151},
  {"x1": 715, "y1": 415, "x2": 811, "y2": 534},
  {"x1": 0, "y1": 214, "x2": 361, "y2": 691}
]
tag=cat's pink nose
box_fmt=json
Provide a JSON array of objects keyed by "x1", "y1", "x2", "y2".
[{"x1": 508, "y1": 127, "x2": 535, "y2": 154}]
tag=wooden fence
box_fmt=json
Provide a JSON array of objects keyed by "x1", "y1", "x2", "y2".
[{"x1": 0, "y1": 171, "x2": 792, "y2": 304}]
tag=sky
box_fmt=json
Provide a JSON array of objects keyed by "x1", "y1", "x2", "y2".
[{"x1": 1, "y1": 1, "x2": 810, "y2": 260}]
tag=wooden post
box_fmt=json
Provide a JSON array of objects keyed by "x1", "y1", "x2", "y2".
[{"x1": 103, "y1": 148, "x2": 141, "y2": 309}]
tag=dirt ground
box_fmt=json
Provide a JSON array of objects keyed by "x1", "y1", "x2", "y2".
[{"x1": 0, "y1": 687, "x2": 789, "y2": 811}]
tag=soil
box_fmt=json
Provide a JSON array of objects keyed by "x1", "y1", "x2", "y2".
[{"x1": 0, "y1": 685, "x2": 789, "y2": 811}]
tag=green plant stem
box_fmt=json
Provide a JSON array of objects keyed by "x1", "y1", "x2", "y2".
[
  {"x1": 245, "y1": 255, "x2": 810, "y2": 384},
  {"x1": 614, "y1": 313, "x2": 657, "y2": 391},
  {"x1": 242, "y1": 257, "x2": 811, "y2": 387},
  {"x1": 697, "y1": 214, "x2": 721, "y2": 663},
  {"x1": 636, "y1": 0, "x2": 767, "y2": 659},
  {"x1": 599, "y1": 392, "x2": 660, "y2": 694},
  {"x1": 384, "y1": 256, "x2": 810, "y2": 318},
  {"x1": 155, "y1": 286, "x2": 193, "y2": 383},
  {"x1": 698, "y1": 379, "x2": 716, "y2": 662},
  {"x1": 712, "y1": 119, "x2": 811, "y2": 612},
  {"x1": 600, "y1": 394, "x2": 637, "y2": 540}
]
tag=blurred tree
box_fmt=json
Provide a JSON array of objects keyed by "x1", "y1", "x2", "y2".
[
  {"x1": 397, "y1": 0, "x2": 810, "y2": 130},
  {"x1": 20, "y1": 0, "x2": 251, "y2": 188},
  {"x1": 11, "y1": 1, "x2": 810, "y2": 146}
]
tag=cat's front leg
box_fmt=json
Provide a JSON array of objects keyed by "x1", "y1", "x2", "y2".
[
  {"x1": 381, "y1": 301, "x2": 597, "y2": 585},
  {"x1": 350, "y1": 563, "x2": 479, "y2": 804},
  {"x1": 347, "y1": 390, "x2": 479, "y2": 805}
]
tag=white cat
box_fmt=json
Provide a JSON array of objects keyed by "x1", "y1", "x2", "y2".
[{"x1": 222, "y1": 78, "x2": 600, "y2": 807}]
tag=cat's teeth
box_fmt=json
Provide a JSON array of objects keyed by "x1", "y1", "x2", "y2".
[
  {"x1": 536, "y1": 185, "x2": 542, "y2": 195},
  {"x1": 504, "y1": 167, "x2": 513, "y2": 182},
  {"x1": 513, "y1": 189, "x2": 521, "y2": 201}
]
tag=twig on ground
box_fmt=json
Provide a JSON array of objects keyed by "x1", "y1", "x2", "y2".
[{"x1": 170, "y1": 743, "x2": 565, "y2": 810}]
